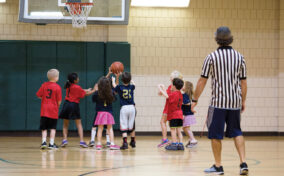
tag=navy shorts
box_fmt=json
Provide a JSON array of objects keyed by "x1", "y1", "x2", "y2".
[{"x1": 207, "y1": 107, "x2": 243, "y2": 139}]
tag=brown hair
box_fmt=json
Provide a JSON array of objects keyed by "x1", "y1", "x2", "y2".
[
  {"x1": 98, "y1": 77, "x2": 114, "y2": 104},
  {"x1": 184, "y1": 81, "x2": 194, "y2": 100}
]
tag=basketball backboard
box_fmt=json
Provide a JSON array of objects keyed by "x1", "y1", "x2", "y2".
[{"x1": 18, "y1": 0, "x2": 129, "y2": 25}]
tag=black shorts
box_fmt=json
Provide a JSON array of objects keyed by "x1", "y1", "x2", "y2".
[
  {"x1": 59, "y1": 100, "x2": 81, "y2": 120},
  {"x1": 40, "y1": 117, "x2": 57, "y2": 130},
  {"x1": 169, "y1": 119, "x2": 183, "y2": 128}
]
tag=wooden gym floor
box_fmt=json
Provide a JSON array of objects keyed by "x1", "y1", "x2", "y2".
[{"x1": 0, "y1": 136, "x2": 283, "y2": 176}]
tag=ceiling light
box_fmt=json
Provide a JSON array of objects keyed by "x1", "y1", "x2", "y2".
[
  {"x1": 131, "y1": 0, "x2": 190, "y2": 8},
  {"x1": 0, "y1": 0, "x2": 6, "y2": 3}
]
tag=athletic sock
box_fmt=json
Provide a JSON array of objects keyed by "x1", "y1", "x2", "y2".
[
  {"x1": 111, "y1": 142, "x2": 115, "y2": 145},
  {"x1": 91, "y1": 128, "x2": 96, "y2": 142},
  {"x1": 42, "y1": 138, "x2": 46, "y2": 143},
  {"x1": 106, "y1": 134, "x2": 110, "y2": 143},
  {"x1": 131, "y1": 137, "x2": 135, "y2": 142},
  {"x1": 123, "y1": 137, "x2": 127, "y2": 143},
  {"x1": 50, "y1": 139, "x2": 54, "y2": 145},
  {"x1": 187, "y1": 129, "x2": 196, "y2": 141}
]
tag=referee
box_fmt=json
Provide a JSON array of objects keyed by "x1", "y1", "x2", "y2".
[{"x1": 191, "y1": 26, "x2": 248, "y2": 175}]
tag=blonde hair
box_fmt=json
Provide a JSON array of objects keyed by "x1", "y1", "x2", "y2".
[
  {"x1": 170, "y1": 70, "x2": 183, "y2": 80},
  {"x1": 184, "y1": 81, "x2": 194, "y2": 100},
  {"x1": 47, "y1": 69, "x2": 59, "y2": 81}
]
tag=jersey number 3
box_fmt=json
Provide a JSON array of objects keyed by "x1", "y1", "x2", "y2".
[
  {"x1": 46, "y1": 89, "x2": 53, "y2": 99},
  {"x1": 123, "y1": 89, "x2": 132, "y2": 99}
]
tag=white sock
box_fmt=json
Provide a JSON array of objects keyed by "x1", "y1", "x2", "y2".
[
  {"x1": 111, "y1": 142, "x2": 114, "y2": 145},
  {"x1": 188, "y1": 130, "x2": 196, "y2": 142},
  {"x1": 91, "y1": 129, "x2": 96, "y2": 142},
  {"x1": 106, "y1": 134, "x2": 110, "y2": 143},
  {"x1": 42, "y1": 138, "x2": 46, "y2": 143},
  {"x1": 50, "y1": 139, "x2": 54, "y2": 145}
]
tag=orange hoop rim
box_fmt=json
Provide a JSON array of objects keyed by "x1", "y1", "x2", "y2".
[{"x1": 65, "y1": 2, "x2": 93, "y2": 6}]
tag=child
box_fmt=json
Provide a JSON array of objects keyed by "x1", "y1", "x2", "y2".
[
  {"x1": 157, "y1": 71, "x2": 183, "y2": 148},
  {"x1": 112, "y1": 72, "x2": 136, "y2": 150},
  {"x1": 36, "y1": 69, "x2": 62, "y2": 149},
  {"x1": 158, "y1": 78, "x2": 184, "y2": 151},
  {"x1": 182, "y1": 81, "x2": 198, "y2": 148},
  {"x1": 92, "y1": 77, "x2": 120, "y2": 150},
  {"x1": 89, "y1": 68, "x2": 114, "y2": 147},
  {"x1": 59, "y1": 73, "x2": 95, "y2": 148}
]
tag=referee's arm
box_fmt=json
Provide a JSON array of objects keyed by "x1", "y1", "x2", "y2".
[{"x1": 241, "y1": 79, "x2": 247, "y2": 113}]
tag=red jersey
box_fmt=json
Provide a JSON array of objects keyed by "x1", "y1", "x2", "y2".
[
  {"x1": 162, "y1": 85, "x2": 172, "y2": 114},
  {"x1": 36, "y1": 82, "x2": 62, "y2": 119},
  {"x1": 167, "y1": 91, "x2": 183, "y2": 121},
  {"x1": 65, "y1": 84, "x2": 86, "y2": 103}
]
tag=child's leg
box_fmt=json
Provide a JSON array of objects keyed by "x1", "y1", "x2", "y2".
[
  {"x1": 107, "y1": 125, "x2": 114, "y2": 144},
  {"x1": 170, "y1": 128, "x2": 177, "y2": 143},
  {"x1": 42, "y1": 130, "x2": 47, "y2": 143},
  {"x1": 75, "y1": 119, "x2": 84, "y2": 142},
  {"x1": 183, "y1": 126, "x2": 190, "y2": 137},
  {"x1": 97, "y1": 125, "x2": 104, "y2": 145},
  {"x1": 106, "y1": 125, "x2": 110, "y2": 143},
  {"x1": 177, "y1": 127, "x2": 183, "y2": 143},
  {"x1": 91, "y1": 127, "x2": 97, "y2": 142},
  {"x1": 50, "y1": 129, "x2": 56, "y2": 145},
  {"x1": 160, "y1": 114, "x2": 168, "y2": 140},
  {"x1": 187, "y1": 126, "x2": 197, "y2": 142},
  {"x1": 62, "y1": 119, "x2": 69, "y2": 141}
]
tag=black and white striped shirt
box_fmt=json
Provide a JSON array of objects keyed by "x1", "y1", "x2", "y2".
[{"x1": 201, "y1": 46, "x2": 247, "y2": 109}]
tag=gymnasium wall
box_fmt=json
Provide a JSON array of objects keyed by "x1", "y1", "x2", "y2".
[{"x1": 0, "y1": 0, "x2": 283, "y2": 133}]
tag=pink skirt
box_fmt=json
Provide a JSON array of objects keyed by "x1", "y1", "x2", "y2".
[
  {"x1": 94, "y1": 112, "x2": 115, "y2": 125},
  {"x1": 183, "y1": 115, "x2": 196, "y2": 127}
]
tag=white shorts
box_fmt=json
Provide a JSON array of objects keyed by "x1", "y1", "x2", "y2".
[{"x1": 120, "y1": 105, "x2": 136, "y2": 132}]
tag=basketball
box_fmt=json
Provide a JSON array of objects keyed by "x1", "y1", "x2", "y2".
[{"x1": 110, "y1": 61, "x2": 124, "y2": 74}]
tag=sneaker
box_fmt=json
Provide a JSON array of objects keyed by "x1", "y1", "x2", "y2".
[
  {"x1": 80, "y1": 142, "x2": 88, "y2": 148},
  {"x1": 60, "y1": 140, "x2": 68, "y2": 147},
  {"x1": 110, "y1": 144, "x2": 120, "y2": 150},
  {"x1": 185, "y1": 141, "x2": 191, "y2": 148},
  {"x1": 157, "y1": 139, "x2": 170, "y2": 148},
  {"x1": 88, "y1": 141, "x2": 95, "y2": 147},
  {"x1": 240, "y1": 162, "x2": 249, "y2": 175},
  {"x1": 106, "y1": 142, "x2": 111, "y2": 147},
  {"x1": 165, "y1": 143, "x2": 178, "y2": 151},
  {"x1": 188, "y1": 141, "x2": 198, "y2": 148},
  {"x1": 48, "y1": 143, "x2": 59, "y2": 149},
  {"x1": 41, "y1": 142, "x2": 47, "y2": 149},
  {"x1": 130, "y1": 140, "x2": 136, "y2": 148},
  {"x1": 96, "y1": 145, "x2": 102, "y2": 150},
  {"x1": 204, "y1": 165, "x2": 224, "y2": 175},
  {"x1": 177, "y1": 143, "x2": 185, "y2": 150},
  {"x1": 120, "y1": 142, "x2": 128, "y2": 150}
]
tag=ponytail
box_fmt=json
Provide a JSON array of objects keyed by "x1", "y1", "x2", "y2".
[{"x1": 64, "y1": 73, "x2": 78, "y2": 89}]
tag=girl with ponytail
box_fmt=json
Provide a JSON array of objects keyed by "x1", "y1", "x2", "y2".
[{"x1": 59, "y1": 72, "x2": 95, "y2": 148}]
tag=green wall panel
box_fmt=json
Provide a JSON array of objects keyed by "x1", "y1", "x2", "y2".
[
  {"x1": 26, "y1": 42, "x2": 57, "y2": 130},
  {"x1": 0, "y1": 41, "x2": 130, "y2": 131},
  {"x1": 0, "y1": 41, "x2": 27, "y2": 130},
  {"x1": 56, "y1": 42, "x2": 87, "y2": 131},
  {"x1": 105, "y1": 42, "x2": 131, "y2": 130}
]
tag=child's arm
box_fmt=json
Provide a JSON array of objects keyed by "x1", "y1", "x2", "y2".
[
  {"x1": 158, "y1": 84, "x2": 169, "y2": 98},
  {"x1": 58, "y1": 101, "x2": 62, "y2": 106},
  {"x1": 115, "y1": 73, "x2": 121, "y2": 85},
  {"x1": 130, "y1": 80, "x2": 135, "y2": 86},
  {"x1": 112, "y1": 77, "x2": 117, "y2": 88},
  {"x1": 106, "y1": 67, "x2": 112, "y2": 78}
]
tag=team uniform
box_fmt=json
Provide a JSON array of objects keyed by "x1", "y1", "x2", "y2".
[
  {"x1": 201, "y1": 46, "x2": 247, "y2": 139},
  {"x1": 59, "y1": 84, "x2": 86, "y2": 119},
  {"x1": 114, "y1": 84, "x2": 136, "y2": 132},
  {"x1": 182, "y1": 93, "x2": 196, "y2": 127},
  {"x1": 36, "y1": 82, "x2": 62, "y2": 130},
  {"x1": 167, "y1": 91, "x2": 183, "y2": 128},
  {"x1": 162, "y1": 85, "x2": 172, "y2": 115},
  {"x1": 92, "y1": 91, "x2": 116, "y2": 126}
]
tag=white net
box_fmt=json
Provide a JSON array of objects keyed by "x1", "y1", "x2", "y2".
[{"x1": 66, "y1": 3, "x2": 93, "y2": 28}]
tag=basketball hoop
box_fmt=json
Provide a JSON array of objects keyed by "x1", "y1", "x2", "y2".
[{"x1": 66, "y1": 2, "x2": 93, "y2": 28}]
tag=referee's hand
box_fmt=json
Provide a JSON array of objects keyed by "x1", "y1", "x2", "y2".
[
  {"x1": 241, "y1": 102, "x2": 246, "y2": 113},
  {"x1": 191, "y1": 102, "x2": 197, "y2": 113}
]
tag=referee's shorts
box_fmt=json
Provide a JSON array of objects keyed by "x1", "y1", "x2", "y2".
[{"x1": 207, "y1": 106, "x2": 243, "y2": 139}]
